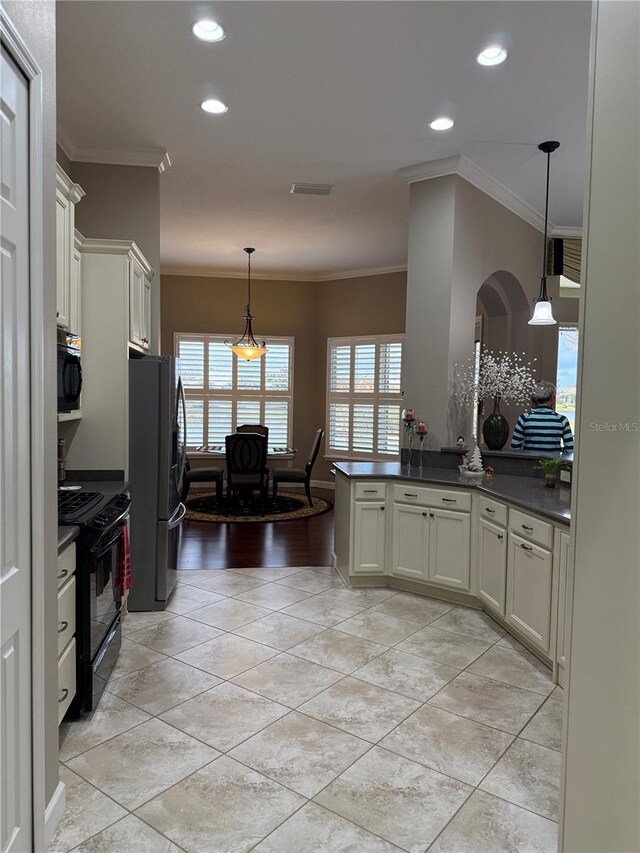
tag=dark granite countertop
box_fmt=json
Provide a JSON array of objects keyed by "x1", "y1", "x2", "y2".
[
  {"x1": 334, "y1": 461, "x2": 571, "y2": 525},
  {"x1": 57, "y1": 525, "x2": 80, "y2": 553}
]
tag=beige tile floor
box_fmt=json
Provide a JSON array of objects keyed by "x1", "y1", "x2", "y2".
[{"x1": 52, "y1": 566, "x2": 563, "y2": 853}]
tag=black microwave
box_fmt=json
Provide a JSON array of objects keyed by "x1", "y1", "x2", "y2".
[{"x1": 57, "y1": 332, "x2": 83, "y2": 412}]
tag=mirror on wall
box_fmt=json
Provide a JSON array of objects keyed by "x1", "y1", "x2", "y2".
[{"x1": 474, "y1": 269, "x2": 580, "y2": 451}]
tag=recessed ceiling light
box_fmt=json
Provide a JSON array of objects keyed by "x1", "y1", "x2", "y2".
[
  {"x1": 429, "y1": 117, "x2": 455, "y2": 131},
  {"x1": 477, "y1": 44, "x2": 508, "y2": 66},
  {"x1": 192, "y1": 19, "x2": 225, "y2": 42},
  {"x1": 201, "y1": 98, "x2": 228, "y2": 114}
]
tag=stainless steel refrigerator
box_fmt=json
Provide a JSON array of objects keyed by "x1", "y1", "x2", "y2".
[{"x1": 128, "y1": 356, "x2": 187, "y2": 610}]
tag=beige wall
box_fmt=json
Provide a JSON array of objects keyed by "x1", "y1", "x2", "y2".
[
  {"x1": 561, "y1": 1, "x2": 640, "y2": 849},
  {"x1": 161, "y1": 271, "x2": 407, "y2": 482},
  {"x1": 70, "y1": 162, "x2": 161, "y2": 352},
  {"x1": 5, "y1": 0, "x2": 60, "y2": 814}
]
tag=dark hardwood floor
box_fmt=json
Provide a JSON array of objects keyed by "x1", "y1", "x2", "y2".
[{"x1": 177, "y1": 489, "x2": 335, "y2": 570}]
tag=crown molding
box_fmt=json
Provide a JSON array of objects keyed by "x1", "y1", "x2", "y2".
[
  {"x1": 320, "y1": 264, "x2": 407, "y2": 281},
  {"x1": 550, "y1": 226, "x2": 583, "y2": 238},
  {"x1": 56, "y1": 122, "x2": 78, "y2": 160},
  {"x1": 55, "y1": 122, "x2": 171, "y2": 172},
  {"x1": 399, "y1": 154, "x2": 551, "y2": 234},
  {"x1": 161, "y1": 263, "x2": 408, "y2": 283},
  {"x1": 72, "y1": 146, "x2": 171, "y2": 172},
  {"x1": 81, "y1": 238, "x2": 153, "y2": 276}
]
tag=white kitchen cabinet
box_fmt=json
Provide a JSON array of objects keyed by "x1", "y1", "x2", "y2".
[
  {"x1": 70, "y1": 231, "x2": 83, "y2": 338},
  {"x1": 478, "y1": 516, "x2": 507, "y2": 614},
  {"x1": 57, "y1": 542, "x2": 77, "y2": 723},
  {"x1": 391, "y1": 498, "x2": 470, "y2": 590},
  {"x1": 391, "y1": 503, "x2": 429, "y2": 581},
  {"x1": 353, "y1": 501, "x2": 386, "y2": 575},
  {"x1": 506, "y1": 532, "x2": 553, "y2": 653},
  {"x1": 428, "y1": 508, "x2": 471, "y2": 590},
  {"x1": 129, "y1": 262, "x2": 152, "y2": 350},
  {"x1": 56, "y1": 165, "x2": 84, "y2": 331},
  {"x1": 65, "y1": 239, "x2": 154, "y2": 475},
  {"x1": 556, "y1": 530, "x2": 572, "y2": 674}
]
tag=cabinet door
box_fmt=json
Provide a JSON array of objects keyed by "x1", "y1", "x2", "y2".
[
  {"x1": 428, "y1": 509, "x2": 471, "y2": 590},
  {"x1": 478, "y1": 517, "x2": 507, "y2": 614},
  {"x1": 391, "y1": 504, "x2": 429, "y2": 581},
  {"x1": 55, "y1": 189, "x2": 70, "y2": 328},
  {"x1": 129, "y1": 261, "x2": 143, "y2": 345},
  {"x1": 391, "y1": 503, "x2": 429, "y2": 581},
  {"x1": 506, "y1": 533, "x2": 553, "y2": 653},
  {"x1": 141, "y1": 275, "x2": 151, "y2": 349},
  {"x1": 556, "y1": 531, "x2": 571, "y2": 667},
  {"x1": 69, "y1": 245, "x2": 82, "y2": 336},
  {"x1": 352, "y1": 501, "x2": 386, "y2": 575}
]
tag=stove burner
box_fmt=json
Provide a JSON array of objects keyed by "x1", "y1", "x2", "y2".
[{"x1": 58, "y1": 491, "x2": 103, "y2": 523}]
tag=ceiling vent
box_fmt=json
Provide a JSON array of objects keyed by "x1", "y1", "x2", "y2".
[{"x1": 289, "y1": 182, "x2": 333, "y2": 196}]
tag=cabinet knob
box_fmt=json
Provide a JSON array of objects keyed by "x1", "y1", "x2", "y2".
[
  {"x1": 485, "y1": 507, "x2": 495, "y2": 514},
  {"x1": 57, "y1": 620, "x2": 69, "y2": 634},
  {"x1": 497, "y1": 533, "x2": 504, "y2": 541},
  {"x1": 521, "y1": 524, "x2": 534, "y2": 532},
  {"x1": 430, "y1": 512, "x2": 435, "y2": 518},
  {"x1": 520, "y1": 543, "x2": 533, "y2": 551},
  {"x1": 379, "y1": 506, "x2": 385, "y2": 511},
  {"x1": 57, "y1": 568, "x2": 69, "y2": 580},
  {"x1": 422, "y1": 511, "x2": 428, "y2": 517},
  {"x1": 56, "y1": 311, "x2": 60, "y2": 318},
  {"x1": 58, "y1": 688, "x2": 69, "y2": 703}
]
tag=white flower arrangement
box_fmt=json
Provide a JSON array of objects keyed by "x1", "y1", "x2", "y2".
[
  {"x1": 461, "y1": 445, "x2": 484, "y2": 472},
  {"x1": 452, "y1": 349, "x2": 537, "y2": 407}
]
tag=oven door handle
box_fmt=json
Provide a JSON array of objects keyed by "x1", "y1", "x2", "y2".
[{"x1": 90, "y1": 520, "x2": 128, "y2": 556}]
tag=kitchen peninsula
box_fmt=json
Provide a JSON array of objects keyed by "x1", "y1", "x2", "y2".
[{"x1": 334, "y1": 460, "x2": 572, "y2": 685}]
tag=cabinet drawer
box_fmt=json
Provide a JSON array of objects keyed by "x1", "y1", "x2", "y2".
[
  {"x1": 58, "y1": 638, "x2": 76, "y2": 724},
  {"x1": 509, "y1": 508, "x2": 553, "y2": 549},
  {"x1": 392, "y1": 484, "x2": 471, "y2": 512},
  {"x1": 354, "y1": 481, "x2": 386, "y2": 501},
  {"x1": 57, "y1": 542, "x2": 76, "y2": 590},
  {"x1": 57, "y1": 575, "x2": 76, "y2": 657},
  {"x1": 478, "y1": 496, "x2": 508, "y2": 527}
]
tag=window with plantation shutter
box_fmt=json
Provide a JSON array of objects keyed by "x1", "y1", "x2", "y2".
[
  {"x1": 327, "y1": 335, "x2": 404, "y2": 459},
  {"x1": 174, "y1": 333, "x2": 294, "y2": 449}
]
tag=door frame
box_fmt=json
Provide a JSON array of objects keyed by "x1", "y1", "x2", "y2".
[{"x1": 0, "y1": 7, "x2": 49, "y2": 850}]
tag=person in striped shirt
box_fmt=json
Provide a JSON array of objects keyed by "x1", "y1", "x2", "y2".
[{"x1": 511, "y1": 381, "x2": 574, "y2": 452}]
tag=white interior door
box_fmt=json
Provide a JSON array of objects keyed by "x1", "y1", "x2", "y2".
[{"x1": 0, "y1": 45, "x2": 33, "y2": 853}]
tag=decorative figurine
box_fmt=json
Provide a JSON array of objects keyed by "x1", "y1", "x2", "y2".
[
  {"x1": 459, "y1": 445, "x2": 485, "y2": 480},
  {"x1": 456, "y1": 435, "x2": 466, "y2": 449}
]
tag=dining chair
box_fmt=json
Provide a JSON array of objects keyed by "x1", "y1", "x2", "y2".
[
  {"x1": 237, "y1": 424, "x2": 269, "y2": 439},
  {"x1": 272, "y1": 428, "x2": 324, "y2": 507},
  {"x1": 225, "y1": 432, "x2": 269, "y2": 512},
  {"x1": 181, "y1": 455, "x2": 224, "y2": 503}
]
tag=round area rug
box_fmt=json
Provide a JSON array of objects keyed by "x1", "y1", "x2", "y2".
[{"x1": 185, "y1": 490, "x2": 333, "y2": 523}]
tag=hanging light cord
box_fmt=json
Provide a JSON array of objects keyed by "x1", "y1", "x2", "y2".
[
  {"x1": 246, "y1": 249, "x2": 252, "y2": 316},
  {"x1": 541, "y1": 149, "x2": 551, "y2": 297}
]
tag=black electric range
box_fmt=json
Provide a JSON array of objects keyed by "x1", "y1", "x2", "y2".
[{"x1": 58, "y1": 482, "x2": 130, "y2": 717}]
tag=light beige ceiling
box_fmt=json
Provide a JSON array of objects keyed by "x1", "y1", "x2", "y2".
[{"x1": 56, "y1": 1, "x2": 591, "y2": 277}]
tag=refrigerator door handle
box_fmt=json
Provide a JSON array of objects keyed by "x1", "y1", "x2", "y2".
[
  {"x1": 177, "y1": 377, "x2": 188, "y2": 492},
  {"x1": 168, "y1": 502, "x2": 186, "y2": 530}
]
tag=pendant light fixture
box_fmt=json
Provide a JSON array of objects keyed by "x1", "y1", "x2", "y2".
[
  {"x1": 226, "y1": 248, "x2": 267, "y2": 361},
  {"x1": 529, "y1": 140, "x2": 560, "y2": 326}
]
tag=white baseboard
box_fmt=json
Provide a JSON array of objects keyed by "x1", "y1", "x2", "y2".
[{"x1": 44, "y1": 781, "x2": 66, "y2": 848}]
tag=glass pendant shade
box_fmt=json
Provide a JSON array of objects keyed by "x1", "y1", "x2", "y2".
[
  {"x1": 529, "y1": 298, "x2": 556, "y2": 325},
  {"x1": 226, "y1": 248, "x2": 267, "y2": 361}
]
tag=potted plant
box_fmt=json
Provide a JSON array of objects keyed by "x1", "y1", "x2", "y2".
[
  {"x1": 536, "y1": 458, "x2": 568, "y2": 488},
  {"x1": 452, "y1": 349, "x2": 537, "y2": 450}
]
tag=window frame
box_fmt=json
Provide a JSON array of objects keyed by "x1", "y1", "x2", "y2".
[
  {"x1": 174, "y1": 332, "x2": 295, "y2": 450},
  {"x1": 326, "y1": 333, "x2": 404, "y2": 461},
  {"x1": 555, "y1": 323, "x2": 579, "y2": 434}
]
